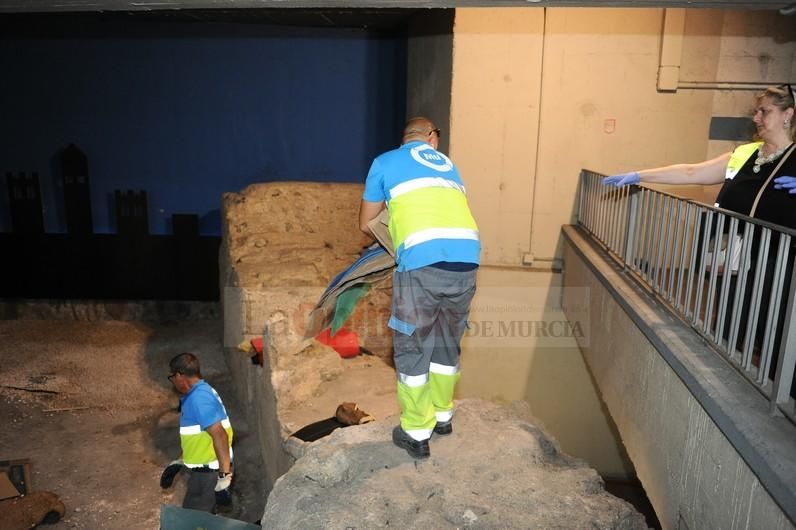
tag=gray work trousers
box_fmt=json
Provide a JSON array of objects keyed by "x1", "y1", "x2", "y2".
[
  {"x1": 390, "y1": 266, "x2": 477, "y2": 377},
  {"x1": 390, "y1": 266, "x2": 477, "y2": 437},
  {"x1": 183, "y1": 469, "x2": 216, "y2": 513}
]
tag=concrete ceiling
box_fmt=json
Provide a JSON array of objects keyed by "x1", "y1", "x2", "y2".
[{"x1": 1, "y1": 0, "x2": 795, "y2": 14}]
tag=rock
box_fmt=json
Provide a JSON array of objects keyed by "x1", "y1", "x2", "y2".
[{"x1": 261, "y1": 399, "x2": 649, "y2": 530}]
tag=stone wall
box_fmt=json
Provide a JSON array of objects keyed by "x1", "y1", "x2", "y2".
[{"x1": 220, "y1": 181, "x2": 397, "y2": 493}]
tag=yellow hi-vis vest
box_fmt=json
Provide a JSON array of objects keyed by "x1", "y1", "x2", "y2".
[
  {"x1": 725, "y1": 142, "x2": 762, "y2": 180},
  {"x1": 179, "y1": 381, "x2": 234, "y2": 469},
  {"x1": 387, "y1": 177, "x2": 479, "y2": 255},
  {"x1": 180, "y1": 418, "x2": 233, "y2": 468}
]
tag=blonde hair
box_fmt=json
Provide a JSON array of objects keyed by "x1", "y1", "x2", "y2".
[{"x1": 756, "y1": 85, "x2": 795, "y2": 140}]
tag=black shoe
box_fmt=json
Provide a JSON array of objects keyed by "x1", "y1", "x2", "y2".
[
  {"x1": 433, "y1": 421, "x2": 452, "y2": 436},
  {"x1": 392, "y1": 426, "x2": 430, "y2": 459}
]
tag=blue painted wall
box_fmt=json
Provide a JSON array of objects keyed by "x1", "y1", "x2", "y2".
[{"x1": 0, "y1": 19, "x2": 407, "y2": 235}]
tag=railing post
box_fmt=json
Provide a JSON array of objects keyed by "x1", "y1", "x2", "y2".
[
  {"x1": 623, "y1": 188, "x2": 639, "y2": 269},
  {"x1": 771, "y1": 243, "x2": 796, "y2": 414},
  {"x1": 577, "y1": 170, "x2": 585, "y2": 226}
]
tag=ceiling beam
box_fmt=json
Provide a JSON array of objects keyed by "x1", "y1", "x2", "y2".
[{"x1": 1, "y1": 0, "x2": 794, "y2": 15}]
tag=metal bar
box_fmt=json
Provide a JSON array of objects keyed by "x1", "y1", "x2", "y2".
[
  {"x1": 587, "y1": 174, "x2": 597, "y2": 234},
  {"x1": 648, "y1": 193, "x2": 661, "y2": 289},
  {"x1": 598, "y1": 176, "x2": 608, "y2": 243},
  {"x1": 727, "y1": 223, "x2": 755, "y2": 360},
  {"x1": 632, "y1": 189, "x2": 646, "y2": 275},
  {"x1": 610, "y1": 186, "x2": 619, "y2": 254},
  {"x1": 771, "y1": 239, "x2": 796, "y2": 413},
  {"x1": 684, "y1": 206, "x2": 702, "y2": 320},
  {"x1": 651, "y1": 194, "x2": 665, "y2": 292},
  {"x1": 583, "y1": 174, "x2": 592, "y2": 232},
  {"x1": 609, "y1": 186, "x2": 621, "y2": 253},
  {"x1": 577, "y1": 171, "x2": 585, "y2": 226},
  {"x1": 652, "y1": 194, "x2": 666, "y2": 291},
  {"x1": 674, "y1": 203, "x2": 692, "y2": 311},
  {"x1": 742, "y1": 229, "x2": 771, "y2": 371},
  {"x1": 623, "y1": 189, "x2": 639, "y2": 268},
  {"x1": 618, "y1": 187, "x2": 630, "y2": 258},
  {"x1": 703, "y1": 213, "x2": 726, "y2": 335},
  {"x1": 599, "y1": 178, "x2": 610, "y2": 244},
  {"x1": 658, "y1": 196, "x2": 675, "y2": 298},
  {"x1": 693, "y1": 210, "x2": 713, "y2": 328},
  {"x1": 759, "y1": 237, "x2": 790, "y2": 385},
  {"x1": 616, "y1": 187, "x2": 627, "y2": 255},
  {"x1": 593, "y1": 176, "x2": 603, "y2": 240},
  {"x1": 666, "y1": 200, "x2": 682, "y2": 304},
  {"x1": 607, "y1": 186, "x2": 618, "y2": 252},
  {"x1": 634, "y1": 189, "x2": 650, "y2": 275},
  {"x1": 649, "y1": 191, "x2": 661, "y2": 282},
  {"x1": 643, "y1": 191, "x2": 659, "y2": 283},
  {"x1": 714, "y1": 217, "x2": 739, "y2": 348},
  {"x1": 583, "y1": 173, "x2": 592, "y2": 231}
]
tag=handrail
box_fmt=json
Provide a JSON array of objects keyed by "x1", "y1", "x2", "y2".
[{"x1": 576, "y1": 169, "x2": 796, "y2": 421}]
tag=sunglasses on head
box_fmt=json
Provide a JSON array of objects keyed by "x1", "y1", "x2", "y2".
[{"x1": 779, "y1": 83, "x2": 795, "y2": 103}]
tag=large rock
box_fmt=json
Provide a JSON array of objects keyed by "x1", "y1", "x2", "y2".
[
  {"x1": 262, "y1": 399, "x2": 649, "y2": 530},
  {"x1": 220, "y1": 182, "x2": 398, "y2": 494}
]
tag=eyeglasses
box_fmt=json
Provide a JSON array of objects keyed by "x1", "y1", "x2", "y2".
[
  {"x1": 429, "y1": 128, "x2": 441, "y2": 138},
  {"x1": 168, "y1": 372, "x2": 179, "y2": 382}
]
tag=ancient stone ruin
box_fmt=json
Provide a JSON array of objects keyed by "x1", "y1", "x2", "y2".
[
  {"x1": 220, "y1": 181, "x2": 398, "y2": 492},
  {"x1": 220, "y1": 182, "x2": 648, "y2": 528}
]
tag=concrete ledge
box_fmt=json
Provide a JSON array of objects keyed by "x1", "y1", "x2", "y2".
[{"x1": 561, "y1": 225, "x2": 796, "y2": 530}]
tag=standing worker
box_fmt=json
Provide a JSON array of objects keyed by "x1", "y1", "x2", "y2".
[
  {"x1": 359, "y1": 116, "x2": 480, "y2": 459},
  {"x1": 161, "y1": 352, "x2": 234, "y2": 512}
]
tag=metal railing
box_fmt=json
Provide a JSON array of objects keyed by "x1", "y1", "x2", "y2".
[{"x1": 577, "y1": 169, "x2": 796, "y2": 420}]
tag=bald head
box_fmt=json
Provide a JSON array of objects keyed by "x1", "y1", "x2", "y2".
[{"x1": 402, "y1": 116, "x2": 440, "y2": 146}]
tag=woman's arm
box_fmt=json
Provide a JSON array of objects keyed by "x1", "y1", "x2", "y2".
[{"x1": 638, "y1": 152, "x2": 731, "y2": 185}]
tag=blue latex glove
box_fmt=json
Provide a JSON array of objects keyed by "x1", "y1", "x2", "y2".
[
  {"x1": 603, "y1": 172, "x2": 640, "y2": 187},
  {"x1": 773, "y1": 176, "x2": 796, "y2": 194}
]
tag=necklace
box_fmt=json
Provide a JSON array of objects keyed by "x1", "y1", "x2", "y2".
[{"x1": 753, "y1": 143, "x2": 791, "y2": 173}]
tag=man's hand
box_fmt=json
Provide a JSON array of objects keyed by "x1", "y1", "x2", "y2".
[
  {"x1": 603, "y1": 172, "x2": 640, "y2": 187},
  {"x1": 774, "y1": 176, "x2": 796, "y2": 194},
  {"x1": 160, "y1": 459, "x2": 183, "y2": 489},
  {"x1": 214, "y1": 471, "x2": 233, "y2": 506}
]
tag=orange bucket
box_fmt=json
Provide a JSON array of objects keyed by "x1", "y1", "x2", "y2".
[{"x1": 316, "y1": 327, "x2": 360, "y2": 358}]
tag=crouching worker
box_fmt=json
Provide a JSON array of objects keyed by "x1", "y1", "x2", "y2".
[{"x1": 161, "y1": 352, "x2": 234, "y2": 513}]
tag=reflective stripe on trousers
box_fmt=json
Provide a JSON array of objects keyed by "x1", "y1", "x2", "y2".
[{"x1": 391, "y1": 266, "x2": 476, "y2": 440}]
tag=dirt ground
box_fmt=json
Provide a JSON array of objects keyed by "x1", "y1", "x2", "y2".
[{"x1": 0, "y1": 318, "x2": 266, "y2": 529}]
